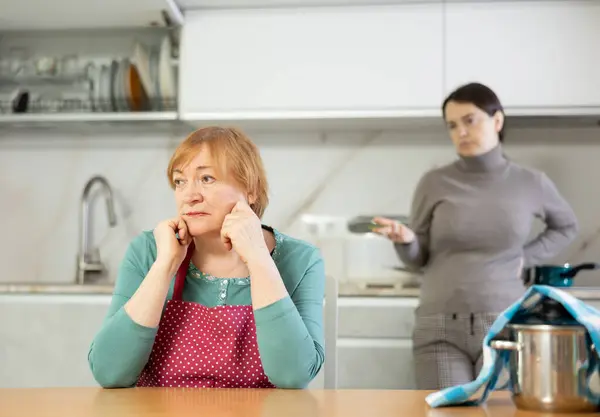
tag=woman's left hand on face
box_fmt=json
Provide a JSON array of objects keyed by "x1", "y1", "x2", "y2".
[{"x1": 221, "y1": 200, "x2": 268, "y2": 264}]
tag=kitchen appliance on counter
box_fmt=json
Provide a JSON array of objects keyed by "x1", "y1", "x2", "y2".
[
  {"x1": 491, "y1": 296, "x2": 600, "y2": 412},
  {"x1": 345, "y1": 214, "x2": 421, "y2": 289},
  {"x1": 523, "y1": 262, "x2": 600, "y2": 287},
  {"x1": 301, "y1": 214, "x2": 420, "y2": 292}
]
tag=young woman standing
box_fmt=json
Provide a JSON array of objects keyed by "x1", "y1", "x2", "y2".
[{"x1": 373, "y1": 82, "x2": 579, "y2": 389}]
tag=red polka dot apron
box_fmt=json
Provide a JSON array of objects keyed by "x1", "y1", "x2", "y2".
[{"x1": 136, "y1": 243, "x2": 275, "y2": 388}]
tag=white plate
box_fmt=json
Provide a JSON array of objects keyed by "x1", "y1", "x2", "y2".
[
  {"x1": 159, "y1": 35, "x2": 176, "y2": 107},
  {"x1": 150, "y1": 47, "x2": 161, "y2": 110},
  {"x1": 109, "y1": 60, "x2": 120, "y2": 112},
  {"x1": 90, "y1": 63, "x2": 102, "y2": 112},
  {"x1": 118, "y1": 59, "x2": 130, "y2": 112},
  {"x1": 100, "y1": 64, "x2": 112, "y2": 112},
  {"x1": 132, "y1": 42, "x2": 154, "y2": 103}
]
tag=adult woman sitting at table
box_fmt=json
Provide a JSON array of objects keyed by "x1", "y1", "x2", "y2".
[{"x1": 88, "y1": 127, "x2": 325, "y2": 389}]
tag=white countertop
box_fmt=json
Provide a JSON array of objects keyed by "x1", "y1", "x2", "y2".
[
  {"x1": 0, "y1": 283, "x2": 114, "y2": 295},
  {"x1": 0, "y1": 279, "x2": 419, "y2": 297},
  {"x1": 2, "y1": 281, "x2": 600, "y2": 301}
]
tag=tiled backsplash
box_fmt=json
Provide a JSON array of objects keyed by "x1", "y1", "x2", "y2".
[{"x1": 2, "y1": 125, "x2": 600, "y2": 286}]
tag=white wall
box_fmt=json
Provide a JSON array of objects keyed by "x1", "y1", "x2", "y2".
[{"x1": 2, "y1": 125, "x2": 600, "y2": 286}]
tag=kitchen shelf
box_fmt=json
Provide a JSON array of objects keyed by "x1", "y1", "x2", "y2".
[
  {"x1": 0, "y1": 111, "x2": 192, "y2": 136},
  {"x1": 0, "y1": 74, "x2": 89, "y2": 87},
  {"x1": 0, "y1": 112, "x2": 178, "y2": 123},
  {"x1": 0, "y1": 98, "x2": 179, "y2": 125}
]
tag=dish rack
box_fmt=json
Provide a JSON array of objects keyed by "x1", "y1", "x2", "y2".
[{"x1": 0, "y1": 33, "x2": 178, "y2": 117}]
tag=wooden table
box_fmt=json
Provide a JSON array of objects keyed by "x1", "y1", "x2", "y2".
[{"x1": 0, "y1": 388, "x2": 587, "y2": 417}]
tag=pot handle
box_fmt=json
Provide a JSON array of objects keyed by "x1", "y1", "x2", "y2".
[
  {"x1": 561, "y1": 263, "x2": 600, "y2": 278},
  {"x1": 490, "y1": 340, "x2": 521, "y2": 351}
]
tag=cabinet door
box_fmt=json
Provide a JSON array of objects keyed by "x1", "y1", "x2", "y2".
[
  {"x1": 0, "y1": 296, "x2": 110, "y2": 388},
  {"x1": 337, "y1": 339, "x2": 416, "y2": 389},
  {"x1": 445, "y1": 1, "x2": 600, "y2": 108},
  {"x1": 179, "y1": 4, "x2": 443, "y2": 115}
]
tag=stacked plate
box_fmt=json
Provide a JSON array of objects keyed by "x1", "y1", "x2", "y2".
[{"x1": 90, "y1": 35, "x2": 176, "y2": 112}]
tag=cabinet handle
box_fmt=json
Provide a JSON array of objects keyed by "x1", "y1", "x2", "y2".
[{"x1": 365, "y1": 283, "x2": 396, "y2": 290}]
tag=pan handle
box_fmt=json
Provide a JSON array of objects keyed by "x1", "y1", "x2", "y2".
[{"x1": 490, "y1": 340, "x2": 521, "y2": 351}]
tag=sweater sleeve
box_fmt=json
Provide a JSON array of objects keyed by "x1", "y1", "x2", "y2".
[
  {"x1": 253, "y1": 249, "x2": 325, "y2": 389},
  {"x1": 88, "y1": 234, "x2": 158, "y2": 388},
  {"x1": 395, "y1": 172, "x2": 434, "y2": 269},
  {"x1": 523, "y1": 172, "x2": 579, "y2": 267}
]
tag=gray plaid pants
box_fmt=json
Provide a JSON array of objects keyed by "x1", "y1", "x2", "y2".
[{"x1": 412, "y1": 312, "x2": 498, "y2": 390}]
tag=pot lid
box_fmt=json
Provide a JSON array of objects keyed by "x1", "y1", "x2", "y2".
[{"x1": 510, "y1": 296, "x2": 581, "y2": 327}]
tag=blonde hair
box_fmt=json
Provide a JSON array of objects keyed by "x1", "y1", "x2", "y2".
[{"x1": 167, "y1": 127, "x2": 269, "y2": 218}]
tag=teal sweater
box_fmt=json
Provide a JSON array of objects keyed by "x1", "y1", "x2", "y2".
[{"x1": 88, "y1": 227, "x2": 325, "y2": 389}]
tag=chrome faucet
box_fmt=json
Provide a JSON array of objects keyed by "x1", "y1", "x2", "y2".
[{"x1": 76, "y1": 175, "x2": 117, "y2": 284}]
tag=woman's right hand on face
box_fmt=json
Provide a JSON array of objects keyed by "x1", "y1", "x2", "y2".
[
  {"x1": 153, "y1": 217, "x2": 192, "y2": 273},
  {"x1": 371, "y1": 217, "x2": 416, "y2": 244}
]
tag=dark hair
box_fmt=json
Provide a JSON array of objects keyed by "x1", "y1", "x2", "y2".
[{"x1": 442, "y1": 82, "x2": 506, "y2": 142}]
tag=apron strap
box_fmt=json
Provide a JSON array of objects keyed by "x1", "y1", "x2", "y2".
[{"x1": 172, "y1": 241, "x2": 195, "y2": 301}]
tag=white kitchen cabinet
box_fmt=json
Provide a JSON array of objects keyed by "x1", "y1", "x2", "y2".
[
  {"x1": 5, "y1": 292, "x2": 600, "y2": 391},
  {"x1": 179, "y1": 4, "x2": 444, "y2": 120},
  {"x1": 444, "y1": 1, "x2": 600, "y2": 108},
  {"x1": 338, "y1": 339, "x2": 415, "y2": 389},
  {"x1": 1, "y1": 0, "x2": 182, "y2": 31},
  {"x1": 0, "y1": 295, "x2": 110, "y2": 388},
  {"x1": 0, "y1": 293, "x2": 419, "y2": 389},
  {"x1": 336, "y1": 297, "x2": 418, "y2": 389}
]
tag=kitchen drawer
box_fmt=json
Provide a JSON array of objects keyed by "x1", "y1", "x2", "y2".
[{"x1": 338, "y1": 297, "x2": 418, "y2": 339}]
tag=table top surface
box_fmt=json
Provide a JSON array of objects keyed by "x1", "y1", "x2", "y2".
[{"x1": 0, "y1": 388, "x2": 591, "y2": 417}]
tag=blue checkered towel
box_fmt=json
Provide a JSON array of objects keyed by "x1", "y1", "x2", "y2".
[{"x1": 426, "y1": 285, "x2": 600, "y2": 408}]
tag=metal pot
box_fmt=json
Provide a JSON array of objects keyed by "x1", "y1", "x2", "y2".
[
  {"x1": 523, "y1": 262, "x2": 600, "y2": 287},
  {"x1": 491, "y1": 298, "x2": 599, "y2": 412}
]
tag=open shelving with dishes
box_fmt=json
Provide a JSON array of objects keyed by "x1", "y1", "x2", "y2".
[{"x1": 0, "y1": 18, "x2": 181, "y2": 131}]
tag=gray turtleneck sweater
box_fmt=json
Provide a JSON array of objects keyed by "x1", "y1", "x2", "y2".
[{"x1": 396, "y1": 145, "x2": 578, "y2": 315}]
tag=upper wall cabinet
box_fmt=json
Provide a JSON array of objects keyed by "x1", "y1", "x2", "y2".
[
  {"x1": 445, "y1": 1, "x2": 600, "y2": 108},
  {"x1": 0, "y1": 0, "x2": 182, "y2": 30},
  {"x1": 179, "y1": 4, "x2": 444, "y2": 124}
]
